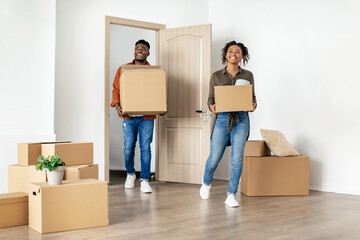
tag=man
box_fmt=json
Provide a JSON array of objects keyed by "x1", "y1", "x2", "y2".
[{"x1": 110, "y1": 39, "x2": 155, "y2": 193}]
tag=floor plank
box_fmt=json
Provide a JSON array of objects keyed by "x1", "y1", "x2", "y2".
[{"x1": 1, "y1": 179, "x2": 360, "y2": 240}]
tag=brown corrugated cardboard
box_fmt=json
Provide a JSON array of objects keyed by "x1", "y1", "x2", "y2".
[
  {"x1": 121, "y1": 65, "x2": 161, "y2": 72},
  {"x1": 120, "y1": 68, "x2": 167, "y2": 115},
  {"x1": 241, "y1": 155, "x2": 309, "y2": 196},
  {"x1": 0, "y1": 192, "x2": 28, "y2": 228},
  {"x1": 41, "y1": 142, "x2": 93, "y2": 166},
  {"x1": 8, "y1": 165, "x2": 47, "y2": 193},
  {"x1": 244, "y1": 140, "x2": 271, "y2": 156},
  {"x1": 214, "y1": 85, "x2": 253, "y2": 112},
  {"x1": 18, "y1": 141, "x2": 71, "y2": 166},
  {"x1": 64, "y1": 164, "x2": 98, "y2": 180},
  {"x1": 29, "y1": 179, "x2": 108, "y2": 234}
]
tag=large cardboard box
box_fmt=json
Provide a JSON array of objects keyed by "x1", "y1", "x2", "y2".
[
  {"x1": 64, "y1": 164, "x2": 98, "y2": 180},
  {"x1": 8, "y1": 165, "x2": 47, "y2": 193},
  {"x1": 241, "y1": 155, "x2": 309, "y2": 196},
  {"x1": 214, "y1": 85, "x2": 253, "y2": 112},
  {"x1": 18, "y1": 141, "x2": 70, "y2": 166},
  {"x1": 0, "y1": 192, "x2": 28, "y2": 228},
  {"x1": 29, "y1": 179, "x2": 108, "y2": 234},
  {"x1": 244, "y1": 140, "x2": 271, "y2": 157},
  {"x1": 121, "y1": 65, "x2": 161, "y2": 72},
  {"x1": 120, "y1": 66, "x2": 167, "y2": 115},
  {"x1": 41, "y1": 142, "x2": 93, "y2": 166}
]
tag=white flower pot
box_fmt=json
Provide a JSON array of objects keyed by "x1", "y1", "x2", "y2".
[{"x1": 45, "y1": 166, "x2": 65, "y2": 185}]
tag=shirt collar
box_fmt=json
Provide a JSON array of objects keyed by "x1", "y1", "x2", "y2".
[
  {"x1": 221, "y1": 66, "x2": 243, "y2": 75},
  {"x1": 130, "y1": 59, "x2": 150, "y2": 65}
]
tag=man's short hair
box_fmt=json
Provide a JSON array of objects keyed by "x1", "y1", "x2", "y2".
[{"x1": 135, "y1": 39, "x2": 150, "y2": 50}]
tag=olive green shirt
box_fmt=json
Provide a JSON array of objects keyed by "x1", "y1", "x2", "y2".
[
  {"x1": 208, "y1": 66, "x2": 256, "y2": 107},
  {"x1": 208, "y1": 66, "x2": 257, "y2": 138}
]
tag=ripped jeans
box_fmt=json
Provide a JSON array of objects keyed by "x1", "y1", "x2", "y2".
[
  {"x1": 123, "y1": 117, "x2": 154, "y2": 181},
  {"x1": 203, "y1": 112, "x2": 249, "y2": 195}
]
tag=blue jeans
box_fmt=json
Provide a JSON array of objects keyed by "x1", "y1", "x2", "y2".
[
  {"x1": 123, "y1": 117, "x2": 154, "y2": 181},
  {"x1": 203, "y1": 112, "x2": 249, "y2": 195}
]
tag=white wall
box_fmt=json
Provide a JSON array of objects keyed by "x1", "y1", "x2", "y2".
[
  {"x1": 211, "y1": 0, "x2": 360, "y2": 195},
  {"x1": 0, "y1": 0, "x2": 56, "y2": 193},
  {"x1": 55, "y1": 0, "x2": 210, "y2": 181},
  {"x1": 109, "y1": 25, "x2": 156, "y2": 172}
]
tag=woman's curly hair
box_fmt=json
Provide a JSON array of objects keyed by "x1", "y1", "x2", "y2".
[{"x1": 221, "y1": 41, "x2": 249, "y2": 65}]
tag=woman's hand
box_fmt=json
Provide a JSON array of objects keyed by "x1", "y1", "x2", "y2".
[
  {"x1": 248, "y1": 103, "x2": 257, "y2": 112},
  {"x1": 159, "y1": 111, "x2": 167, "y2": 116},
  {"x1": 209, "y1": 104, "x2": 218, "y2": 114}
]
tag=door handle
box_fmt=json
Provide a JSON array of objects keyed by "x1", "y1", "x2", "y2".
[{"x1": 195, "y1": 110, "x2": 208, "y2": 114}]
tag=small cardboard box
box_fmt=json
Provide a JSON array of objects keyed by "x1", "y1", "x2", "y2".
[
  {"x1": 64, "y1": 164, "x2": 98, "y2": 180},
  {"x1": 0, "y1": 192, "x2": 28, "y2": 228},
  {"x1": 29, "y1": 179, "x2": 108, "y2": 234},
  {"x1": 241, "y1": 155, "x2": 309, "y2": 196},
  {"x1": 120, "y1": 66, "x2": 167, "y2": 115},
  {"x1": 214, "y1": 85, "x2": 253, "y2": 112},
  {"x1": 244, "y1": 140, "x2": 271, "y2": 157},
  {"x1": 41, "y1": 142, "x2": 93, "y2": 166},
  {"x1": 18, "y1": 141, "x2": 71, "y2": 166},
  {"x1": 8, "y1": 165, "x2": 47, "y2": 193}
]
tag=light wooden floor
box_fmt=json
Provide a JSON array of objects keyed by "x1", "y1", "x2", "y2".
[{"x1": 1, "y1": 178, "x2": 360, "y2": 240}]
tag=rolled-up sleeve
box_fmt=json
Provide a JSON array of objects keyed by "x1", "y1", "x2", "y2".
[{"x1": 207, "y1": 73, "x2": 216, "y2": 108}]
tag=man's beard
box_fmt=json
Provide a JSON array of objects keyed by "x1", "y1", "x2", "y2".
[{"x1": 135, "y1": 58, "x2": 146, "y2": 62}]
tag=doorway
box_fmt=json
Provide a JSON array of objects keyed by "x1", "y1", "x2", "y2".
[
  {"x1": 109, "y1": 25, "x2": 156, "y2": 184},
  {"x1": 105, "y1": 17, "x2": 212, "y2": 185},
  {"x1": 104, "y1": 16, "x2": 165, "y2": 183}
]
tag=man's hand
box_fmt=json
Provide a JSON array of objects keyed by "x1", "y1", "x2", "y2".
[
  {"x1": 115, "y1": 103, "x2": 126, "y2": 116},
  {"x1": 209, "y1": 104, "x2": 218, "y2": 114}
]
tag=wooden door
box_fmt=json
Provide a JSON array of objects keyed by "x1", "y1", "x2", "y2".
[{"x1": 158, "y1": 24, "x2": 212, "y2": 184}]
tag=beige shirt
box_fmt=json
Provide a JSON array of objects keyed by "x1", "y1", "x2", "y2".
[{"x1": 208, "y1": 66, "x2": 257, "y2": 137}]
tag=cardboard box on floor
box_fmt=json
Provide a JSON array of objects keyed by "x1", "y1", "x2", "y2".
[
  {"x1": 214, "y1": 85, "x2": 253, "y2": 112},
  {"x1": 241, "y1": 155, "x2": 309, "y2": 196},
  {"x1": 64, "y1": 164, "x2": 98, "y2": 180},
  {"x1": 244, "y1": 140, "x2": 271, "y2": 157},
  {"x1": 18, "y1": 141, "x2": 71, "y2": 166},
  {"x1": 29, "y1": 179, "x2": 108, "y2": 234},
  {"x1": 41, "y1": 142, "x2": 93, "y2": 166},
  {"x1": 8, "y1": 165, "x2": 47, "y2": 193},
  {"x1": 120, "y1": 65, "x2": 167, "y2": 115},
  {"x1": 0, "y1": 192, "x2": 28, "y2": 228}
]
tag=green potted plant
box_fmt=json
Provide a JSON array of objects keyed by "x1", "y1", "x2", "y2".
[{"x1": 35, "y1": 154, "x2": 66, "y2": 185}]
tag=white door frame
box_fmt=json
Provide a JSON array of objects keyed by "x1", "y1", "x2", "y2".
[{"x1": 104, "y1": 16, "x2": 165, "y2": 182}]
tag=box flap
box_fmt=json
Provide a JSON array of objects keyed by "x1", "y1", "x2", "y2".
[
  {"x1": 121, "y1": 65, "x2": 161, "y2": 72},
  {"x1": 0, "y1": 192, "x2": 28, "y2": 205},
  {"x1": 19, "y1": 141, "x2": 71, "y2": 145},
  {"x1": 30, "y1": 178, "x2": 106, "y2": 189}
]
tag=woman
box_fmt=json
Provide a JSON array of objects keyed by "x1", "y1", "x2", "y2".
[{"x1": 200, "y1": 41, "x2": 257, "y2": 207}]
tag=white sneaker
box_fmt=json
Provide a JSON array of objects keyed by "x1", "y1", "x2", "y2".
[
  {"x1": 225, "y1": 195, "x2": 239, "y2": 207},
  {"x1": 200, "y1": 183, "x2": 211, "y2": 200},
  {"x1": 140, "y1": 181, "x2": 152, "y2": 193},
  {"x1": 124, "y1": 174, "x2": 136, "y2": 189}
]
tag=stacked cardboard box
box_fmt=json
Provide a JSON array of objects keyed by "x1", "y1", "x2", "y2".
[
  {"x1": 120, "y1": 65, "x2": 167, "y2": 115},
  {"x1": 3, "y1": 141, "x2": 108, "y2": 233},
  {"x1": 241, "y1": 140, "x2": 309, "y2": 196},
  {"x1": 8, "y1": 142, "x2": 98, "y2": 193}
]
